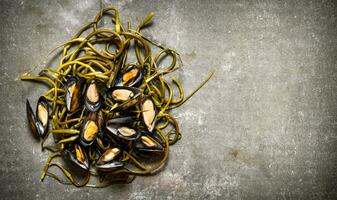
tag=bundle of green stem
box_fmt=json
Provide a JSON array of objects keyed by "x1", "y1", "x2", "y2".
[{"x1": 20, "y1": 5, "x2": 214, "y2": 187}]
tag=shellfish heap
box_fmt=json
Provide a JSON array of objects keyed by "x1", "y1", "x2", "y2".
[{"x1": 21, "y1": 5, "x2": 214, "y2": 187}]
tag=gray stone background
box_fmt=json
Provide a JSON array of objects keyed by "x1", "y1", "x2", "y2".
[{"x1": 1, "y1": 0, "x2": 337, "y2": 199}]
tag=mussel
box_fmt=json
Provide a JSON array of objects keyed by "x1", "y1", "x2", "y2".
[
  {"x1": 107, "y1": 125, "x2": 140, "y2": 141},
  {"x1": 116, "y1": 66, "x2": 144, "y2": 87},
  {"x1": 26, "y1": 100, "x2": 39, "y2": 139},
  {"x1": 109, "y1": 86, "x2": 141, "y2": 102},
  {"x1": 108, "y1": 86, "x2": 142, "y2": 110},
  {"x1": 96, "y1": 147, "x2": 124, "y2": 171},
  {"x1": 63, "y1": 144, "x2": 89, "y2": 171},
  {"x1": 80, "y1": 112, "x2": 99, "y2": 146},
  {"x1": 36, "y1": 96, "x2": 49, "y2": 137},
  {"x1": 134, "y1": 135, "x2": 163, "y2": 153},
  {"x1": 141, "y1": 98, "x2": 157, "y2": 132},
  {"x1": 84, "y1": 80, "x2": 101, "y2": 112},
  {"x1": 66, "y1": 77, "x2": 84, "y2": 112},
  {"x1": 26, "y1": 96, "x2": 49, "y2": 139}
]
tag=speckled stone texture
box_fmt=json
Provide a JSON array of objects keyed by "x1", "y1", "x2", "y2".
[{"x1": 1, "y1": 0, "x2": 337, "y2": 199}]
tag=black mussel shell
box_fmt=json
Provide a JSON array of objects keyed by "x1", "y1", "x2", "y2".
[
  {"x1": 63, "y1": 144, "x2": 89, "y2": 171},
  {"x1": 35, "y1": 96, "x2": 49, "y2": 137},
  {"x1": 26, "y1": 99, "x2": 40, "y2": 139},
  {"x1": 106, "y1": 116, "x2": 137, "y2": 125},
  {"x1": 134, "y1": 134, "x2": 164, "y2": 153},
  {"x1": 80, "y1": 112, "x2": 99, "y2": 147},
  {"x1": 115, "y1": 66, "x2": 144, "y2": 87},
  {"x1": 96, "y1": 148, "x2": 124, "y2": 172},
  {"x1": 96, "y1": 161, "x2": 124, "y2": 172},
  {"x1": 65, "y1": 77, "x2": 84, "y2": 112},
  {"x1": 84, "y1": 81, "x2": 101, "y2": 112},
  {"x1": 141, "y1": 98, "x2": 157, "y2": 132},
  {"x1": 106, "y1": 124, "x2": 141, "y2": 141}
]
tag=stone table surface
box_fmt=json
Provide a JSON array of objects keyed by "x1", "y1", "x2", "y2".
[{"x1": 1, "y1": 0, "x2": 337, "y2": 199}]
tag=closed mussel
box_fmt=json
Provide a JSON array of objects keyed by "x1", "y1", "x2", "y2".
[
  {"x1": 85, "y1": 80, "x2": 101, "y2": 112},
  {"x1": 96, "y1": 147, "x2": 124, "y2": 172},
  {"x1": 66, "y1": 77, "x2": 84, "y2": 112},
  {"x1": 64, "y1": 144, "x2": 89, "y2": 171},
  {"x1": 80, "y1": 112, "x2": 99, "y2": 146},
  {"x1": 141, "y1": 98, "x2": 157, "y2": 132}
]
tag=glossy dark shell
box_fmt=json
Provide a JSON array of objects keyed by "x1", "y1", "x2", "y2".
[
  {"x1": 96, "y1": 161, "x2": 124, "y2": 172},
  {"x1": 96, "y1": 148, "x2": 124, "y2": 172},
  {"x1": 96, "y1": 161, "x2": 125, "y2": 172},
  {"x1": 106, "y1": 116, "x2": 137, "y2": 125},
  {"x1": 26, "y1": 99, "x2": 40, "y2": 139},
  {"x1": 85, "y1": 99, "x2": 101, "y2": 112},
  {"x1": 63, "y1": 148, "x2": 89, "y2": 171}
]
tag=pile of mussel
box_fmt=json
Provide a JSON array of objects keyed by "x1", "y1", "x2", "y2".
[{"x1": 21, "y1": 5, "x2": 213, "y2": 187}]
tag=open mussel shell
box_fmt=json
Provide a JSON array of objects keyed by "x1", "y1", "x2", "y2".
[
  {"x1": 107, "y1": 86, "x2": 142, "y2": 110},
  {"x1": 106, "y1": 124, "x2": 141, "y2": 141},
  {"x1": 35, "y1": 96, "x2": 49, "y2": 137},
  {"x1": 134, "y1": 135, "x2": 164, "y2": 153},
  {"x1": 65, "y1": 77, "x2": 84, "y2": 112},
  {"x1": 108, "y1": 86, "x2": 141, "y2": 102},
  {"x1": 63, "y1": 144, "x2": 89, "y2": 171},
  {"x1": 116, "y1": 66, "x2": 144, "y2": 87},
  {"x1": 26, "y1": 99, "x2": 40, "y2": 139},
  {"x1": 84, "y1": 80, "x2": 101, "y2": 112},
  {"x1": 80, "y1": 112, "x2": 99, "y2": 147},
  {"x1": 96, "y1": 148, "x2": 124, "y2": 172},
  {"x1": 141, "y1": 98, "x2": 157, "y2": 132}
]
